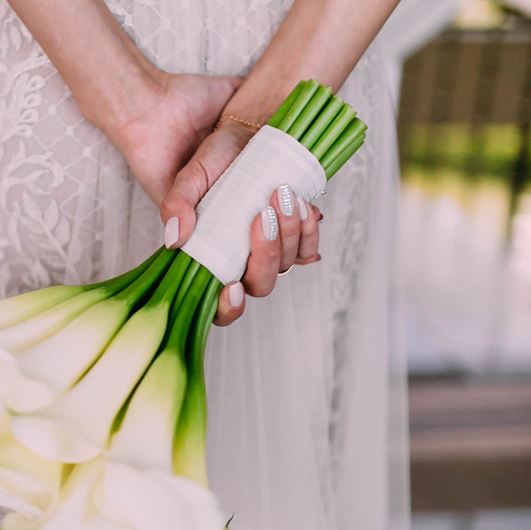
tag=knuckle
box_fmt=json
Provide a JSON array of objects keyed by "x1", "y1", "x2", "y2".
[
  {"x1": 304, "y1": 232, "x2": 319, "y2": 249},
  {"x1": 279, "y1": 221, "x2": 301, "y2": 239},
  {"x1": 176, "y1": 158, "x2": 210, "y2": 199},
  {"x1": 298, "y1": 248, "x2": 316, "y2": 260},
  {"x1": 279, "y1": 260, "x2": 294, "y2": 272},
  {"x1": 301, "y1": 218, "x2": 318, "y2": 237},
  {"x1": 160, "y1": 196, "x2": 180, "y2": 221},
  {"x1": 298, "y1": 234, "x2": 319, "y2": 260},
  {"x1": 265, "y1": 245, "x2": 281, "y2": 261},
  {"x1": 246, "y1": 282, "x2": 273, "y2": 298}
]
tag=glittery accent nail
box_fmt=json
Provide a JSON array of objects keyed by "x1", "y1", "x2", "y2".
[
  {"x1": 277, "y1": 184, "x2": 294, "y2": 216},
  {"x1": 261, "y1": 206, "x2": 278, "y2": 240}
]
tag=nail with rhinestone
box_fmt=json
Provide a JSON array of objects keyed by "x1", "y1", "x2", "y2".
[
  {"x1": 277, "y1": 184, "x2": 295, "y2": 216},
  {"x1": 261, "y1": 206, "x2": 278, "y2": 241}
]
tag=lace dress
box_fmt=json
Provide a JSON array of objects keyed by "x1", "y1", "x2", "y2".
[{"x1": 0, "y1": 1, "x2": 409, "y2": 529}]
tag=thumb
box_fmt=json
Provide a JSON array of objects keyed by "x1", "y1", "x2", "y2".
[
  {"x1": 160, "y1": 159, "x2": 203, "y2": 250},
  {"x1": 160, "y1": 126, "x2": 252, "y2": 249}
]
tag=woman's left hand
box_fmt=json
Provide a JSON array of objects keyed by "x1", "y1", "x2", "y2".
[
  {"x1": 160, "y1": 122, "x2": 322, "y2": 326},
  {"x1": 108, "y1": 73, "x2": 241, "y2": 204}
]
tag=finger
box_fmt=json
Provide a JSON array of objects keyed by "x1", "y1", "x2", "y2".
[
  {"x1": 311, "y1": 204, "x2": 324, "y2": 223},
  {"x1": 214, "y1": 282, "x2": 246, "y2": 326},
  {"x1": 242, "y1": 206, "x2": 281, "y2": 297},
  {"x1": 296, "y1": 196, "x2": 320, "y2": 261},
  {"x1": 295, "y1": 254, "x2": 321, "y2": 266},
  {"x1": 160, "y1": 127, "x2": 251, "y2": 248},
  {"x1": 271, "y1": 184, "x2": 301, "y2": 272}
]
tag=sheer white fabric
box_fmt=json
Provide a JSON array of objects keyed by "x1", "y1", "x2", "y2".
[{"x1": 0, "y1": 1, "x2": 409, "y2": 529}]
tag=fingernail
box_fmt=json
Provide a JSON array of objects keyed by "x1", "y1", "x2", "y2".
[
  {"x1": 297, "y1": 196, "x2": 309, "y2": 221},
  {"x1": 261, "y1": 206, "x2": 278, "y2": 240},
  {"x1": 277, "y1": 184, "x2": 294, "y2": 216},
  {"x1": 164, "y1": 217, "x2": 180, "y2": 249},
  {"x1": 228, "y1": 282, "x2": 244, "y2": 308}
]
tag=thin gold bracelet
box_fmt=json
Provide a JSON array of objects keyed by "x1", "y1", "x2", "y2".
[{"x1": 215, "y1": 114, "x2": 262, "y2": 132}]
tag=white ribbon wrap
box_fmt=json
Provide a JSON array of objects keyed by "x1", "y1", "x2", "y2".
[{"x1": 181, "y1": 125, "x2": 326, "y2": 284}]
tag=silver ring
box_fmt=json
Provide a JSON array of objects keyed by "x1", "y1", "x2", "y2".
[{"x1": 278, "y1": 264, "x2": 294, "y2": 277}]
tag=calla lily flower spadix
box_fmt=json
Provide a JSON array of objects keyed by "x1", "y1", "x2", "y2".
[{"x1": 0, "y1": 80, "x2": 367, "y2": 528}]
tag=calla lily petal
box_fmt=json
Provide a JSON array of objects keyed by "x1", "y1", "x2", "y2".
[
  {"x1": 0, "y1": 413, "x2": 62, "y2": 519},
  {"x1": 0, "y1": 286, "x2": 86, "y2": 330},
  {"x1": 10, "y1": 298, "x2": 131, "y2": 413},
  {"x1": 103, "y1": 462, "x2": 225, "y2": 530},
  {"x1": 109, "y1": 349, "x2": 186, "y2": 472},
  {"x1": 0, "y1": 473, "x2": 44, "y2": 519},
  {"x1": 12, "y1": 305, "x2": 170, "y2": 463},
  {"x1": 0, "y1": 458, "x2": 225, "y2": 530},
  {"x1": 0, "y1": 288, "x2": 115, "y2": 352}
]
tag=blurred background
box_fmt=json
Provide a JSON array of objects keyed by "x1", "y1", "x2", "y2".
[{"x1": 384, "y1": 0, "x2": 531, "y2": 528}]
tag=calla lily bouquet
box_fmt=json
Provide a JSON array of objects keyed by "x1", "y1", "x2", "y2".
[{"x1": 0, "y1": 80, "x2": 366, "y2": 529}]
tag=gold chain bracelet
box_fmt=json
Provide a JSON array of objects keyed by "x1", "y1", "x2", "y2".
[{"x1": 215, "y1": 114, "x2": 262, "y2": 132}]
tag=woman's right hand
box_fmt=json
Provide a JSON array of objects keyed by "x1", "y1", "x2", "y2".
[{"x1": 160, "y1": 122, "x2": 323, "y2": 327}]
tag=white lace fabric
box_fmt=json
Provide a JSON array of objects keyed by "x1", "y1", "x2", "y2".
[{"x1": 0, "y1": 1, "x2": 409, "y2": 529}]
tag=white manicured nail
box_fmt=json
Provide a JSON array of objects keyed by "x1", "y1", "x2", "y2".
[
  {"x1": 297, "y1": 196, "x2": 309, "y2": 221},
  {"x1": 261, "y1": 206, "x2": 278, "y2": 240},
  {"x1": 277, "y1": 184, "x2": 294, "y2": 216},
  {"x1": 228, "y1": 282, "x2": 244, "y2": 308},
  {"x1": 164, "y1": 217, "x2": 180, "y2": 249}
]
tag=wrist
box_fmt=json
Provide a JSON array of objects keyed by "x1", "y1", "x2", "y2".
[
  {"x1": 214, "y1": 120, "x2": 256, "y2": 148},
  {"x1": 221, "y1": 76, "x2": 302, "y2": 126},
  {"x1": 80, "y1": 56, "x2": 169, "y2": 138}
]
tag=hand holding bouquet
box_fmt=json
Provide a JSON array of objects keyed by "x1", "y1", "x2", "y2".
[{"x1": 0, "y1": 80, "x2": 366, "y2": 529}]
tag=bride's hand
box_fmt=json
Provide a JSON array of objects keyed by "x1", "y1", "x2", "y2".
[
  {"x1": 109, "y1": 73, "x2": 241, "y2": 204},
  {"x1": 160, "y1": 122, "x2": 322, "y2": 326}
]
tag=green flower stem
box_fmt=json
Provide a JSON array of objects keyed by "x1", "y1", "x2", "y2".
[
  {"x1": 277, "y1": 80, "x2": 319, "y2": 133},
  {"x1": 142, "y1": 251, "x2": 195, "y2": 309},
  {"x1": 287, "y1": 84, "x2": 333, "y2": 141},
  {"x1": 299, "y1": 96, "x2": 343, "y2": 151},
  {"x1": 114, "y1": 249, "x2": 176, "y2": 308},
  {"x1": 96, "y1": 247, "x2": 163, "y2": 293},
  {"x1": 267, "y1": 80, "x2": 367, "y2": 180},
  {"x1": 310, "y1": 104, "x2": 357, "y2": 160},
  {"x1": 170, "y1": 254, "x2": 201, "y2": 317},
  {"x1": 173, "y1": 274, "x2": 221, "y2": 486},
  {"x1": 319, "y1": 118, "x2": 367, "y2": 167},
  {"x1": 267, "y1": 81, "x2": 306, "y2": 129},
  {"x1": 324, "y1": 134, "x2": 366, "y2": 179}
]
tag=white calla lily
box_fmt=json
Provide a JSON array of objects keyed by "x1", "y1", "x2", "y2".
[
  {"x1": 0, "y1": 251, "x2": 176, "y2": 414},
  {"x1": 0, "y1": 248, "x2": 162, "y2": 333},
  {"x1": 1, "y1": 459, "x2": 224, "y2": 530},
  {"x1": 0, "y1": 404, "x2": 62, "y2": 519},
  {"x1": 12, "y1": 303, "x2": 171, "y2": 463},
  {"x1": 6, "y1": 297, "x2": 132, "y2": 413},
  {"x1": 102, "y1": 462, "x2": 225, "y2": 530},
  {"x1": 0, "y1": 248, "x2": 165, "y2": 352},
  {"x1": 1, "y1": 347, "x2": 51, "y2": 425},
  {"x1": 0, "y1": 288, "x2": 114, "y2": 353},
  {"x1": 109, "y1": 349, "x2": 186, "y2": 471},
  {"x1": 0, "y1": 286, "x2": 86, "y2": 330},
  {"x1": 11, "y1": 253, "x2": 186, "y2": 464}
]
